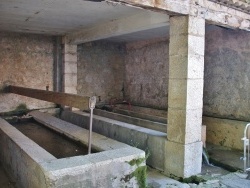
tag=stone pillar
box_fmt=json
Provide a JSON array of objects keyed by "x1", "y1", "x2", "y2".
[
  {"x1": 62, "y1": 38, "x2": 77, "y2": 94},
  {"x1": 165, "y1": 15, "x2": 205, "y2": 178}
]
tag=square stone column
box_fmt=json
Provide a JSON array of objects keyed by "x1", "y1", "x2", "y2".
[
  {"x1": 165, "y1": 15, "x2": 205, "y2": 178},
  {"x1": 62, "y1": 38, "x2": 77, "y2": 94}
]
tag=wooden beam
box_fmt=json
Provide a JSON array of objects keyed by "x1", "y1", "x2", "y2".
[
  {"x1": 66, "y1": 11, "x2": 169, "y2": 44},
  {"x1": 8, "y1": 85, "x2": 89, "y2": 110}
]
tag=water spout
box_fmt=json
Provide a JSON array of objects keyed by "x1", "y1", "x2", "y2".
[{"x1": 202, "y1": 147, "x2": 213, "y2": 166}]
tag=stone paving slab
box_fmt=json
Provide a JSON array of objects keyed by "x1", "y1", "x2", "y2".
[{"x1": 147, "y1": 166, "x2": 250, "y2": 188}]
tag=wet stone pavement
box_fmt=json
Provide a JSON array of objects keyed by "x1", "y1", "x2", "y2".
[{"x1": 147, "y1": 165, "x2": 250, "y2": 188}]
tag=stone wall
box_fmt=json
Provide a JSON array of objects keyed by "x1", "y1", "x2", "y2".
[
  {"x1": 0, "y1": 32, "x2": 55, "y2": 113},
  {"x1": 204, "y1": 25, "x2": 250, "y2": 121},
  {"x1": 77, "y1": 41, "x2": 125, "y2": 103},
  {"x1": 124, "y1": 39, "x2": 169, "y2": 109}
]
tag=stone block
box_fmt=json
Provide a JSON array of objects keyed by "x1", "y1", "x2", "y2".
[
  {"x1": 64, "y1": 44, "x2": 77, "y2": 53},
  {"x1": 64, "y1": 61, "x2": 77, "y2": 74},
  {"x1": 188, "y1": 35, "x2": 205, "y2": 56},
  {"x1": 168, "y1": 79, "x2": 203, "y2": 110},
  {"x1": 168, "y1": 79, "x2": 187, "y2": 109},
  {"x1": 188, "y1": 16, "x2": 205, "y2": 36},
  {"x1": 167, "y1": 108, "x2": 202, "y2": 144},
  {"x1": 64, "y1": 53, "x2": 77, "y2": 62},
  {"x1": 165, "y1": 141, "x2": 202, "y2": 178},
  {"x1": 64, "y1": 73, "x2": 77, "y2": 87},
  {"x1": 64, "y1": 86, "x2": 77, "y2": 94},
  {"x1": 169, "y1": 34, "x2": 188, "y2": 56},
  {"x1": 203, "y1": 116, "x2": 246, "y2": 150},
  {"x1": 187, "y1": 54, "x2": 204, "y2": 79},
  {"x1": 169, "y1": 54, "x2": 204, "y2": 79},
  {"x1": 186, "y1": 79, "x2": 204, "y2": 109},
  {"x1": 147, "y1": 134, "x2": 167, "y2": 171},
  {"x1": 170, "y1": 16, "x2": 188, "y2": 37},
  {"x1": 169, "y1": 55, "x2": 188, "y2": 79}
]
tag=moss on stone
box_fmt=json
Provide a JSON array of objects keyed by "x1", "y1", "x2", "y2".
[
  {"x1": 125, "y1": 156, "x2": 147, "y2": 188},
  {"x1": 129, "y1": 157, "x2": 145, "y2": 166},
  {"x1": 1, "y1": 103, "x2": 29, "y2": 116},
  {"x1": 131, "y1": 166, "x2": 147, "y2": 188},
  {"x1": 180, "y1": 175, "x2": 205, "y2": 184}
]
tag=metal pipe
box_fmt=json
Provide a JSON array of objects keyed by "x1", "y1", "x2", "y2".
[
  {"x1": 88, "y1": 96, "x2": 96, "y2": 154},
  {"x1": 242, "y1": 123, "x2": 250, "y2": 172}
]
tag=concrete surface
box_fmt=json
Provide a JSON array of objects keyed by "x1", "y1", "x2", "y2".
[
  {"x1": 63, "y1": 42, "x2": 77, "y2": 94},
  {"x1": 110, "y1": 107, "x2": 168, "y2": 124},
  {"x1": 0, "y1": 162, "x2": 16, "y2": 188},
  {"x1": 147, "y1": 165, "x2": 250, "y2": 188},
  {"x1": 203, "y1": 116, "x2": 248, "y2": 150},
  {"x1": 77, "y1": 41, "x2": 125, "y2": 102},
  {"x1": 1, "y1": 112, "x2": 146, "y2": 188},
  {"x1": 125, "y1": 38, "x2": 169, "y2": 109},
  {"x1": 206, "y1": 144, "x2": 244, "y2": 171},
  {"x1": 112, "y1": 104, "x2": 168, "y2": 117},
  {"x1": 204, "y1": 25, "x2": 250, "y2": 122},
  {"x1": 0, "y1": 117, "x2": 56, "y2": 188},
  {"x1": 30, "y1": 110, "x2": 131, "y2": 151},
  {"x1": 165, "y1": 15, "x2": 205, "y2": 178},
  {"x1": 0, "y1": 32, "x2": 55, "y2": 113},
  {"x1": 0, "y1": 0, "x2": 147, "y2": 35},
  {"x1": 94, "y1": 109, "x2": 166, "y2": 132},
  {"x1": 60, "y1": 110, "x2": 167, "y2": 171}
]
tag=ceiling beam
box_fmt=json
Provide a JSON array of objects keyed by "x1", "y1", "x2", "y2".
[
  {"x1": 66, "y1": 11, "x2": 169, "y2": 44},
  {"x1": 109, "y1": 0, "x2": 250, "y2": 31}
]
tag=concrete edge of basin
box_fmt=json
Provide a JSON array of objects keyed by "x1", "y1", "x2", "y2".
[
  {"x1": 60, "y1": 110, "x2": 167, "y2": 172},
  {"x1": 0, "y1": 112, "x2": 146, "y2": 188}
]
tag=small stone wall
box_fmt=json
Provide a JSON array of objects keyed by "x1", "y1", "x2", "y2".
[
  {"x1": 77, "y1": 41, "x2": 126, "y2": 103},
  {"x1": 0, "y1": 32, "x2": 55, "y2": 113},
  {"x1": 124, "y1": 39, "x2": 169, "y2": 109},
  {"x1": 204, "y1": 25, "x2": 250, "y2": 121}
]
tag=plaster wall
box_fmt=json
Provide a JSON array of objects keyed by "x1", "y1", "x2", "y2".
[
  {"x1": 0, "y1": 32, "x2": 55, "y2": 113},
  {"x1": 124, "y1": 39, "x2": 169, "y2": 109},
  {"x1": 204, "y1": 25, "x2": 250, "y2": 121},
  {"x1": 77, "y1": 41, "x2": 125, "y2": 102}
]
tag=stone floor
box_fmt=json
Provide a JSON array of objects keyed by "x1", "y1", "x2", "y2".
[
  {"x1": 147, "y1": 165, "x2": 250, "y2": 188},
  {"x1": 147, "y1": 144, "x2": 250, "y2": 188}
]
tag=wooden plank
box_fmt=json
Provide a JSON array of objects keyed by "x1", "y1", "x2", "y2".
[{"x1": 8, "y1": 85, "x2": 89, "y2": 110}]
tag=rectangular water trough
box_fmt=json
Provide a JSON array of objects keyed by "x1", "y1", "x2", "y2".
[{"x1": 0, "y1": 111, "x2": 146, "y2": 188}]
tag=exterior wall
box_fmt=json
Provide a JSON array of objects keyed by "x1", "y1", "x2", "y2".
[
  {"x1": 0, "y1": 32, "x2": 55, "y2": 113},
  {"x1": 77, "y1": 41, "x2": 125, "y2": 102},
  {"x1": 204, "y1": 25, "x2": 250, "y2": 121},
  {"x1": 124, "y1": 39, "x2": 169, "y2": 109}
]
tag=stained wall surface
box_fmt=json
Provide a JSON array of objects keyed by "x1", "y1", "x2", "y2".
[
  {"x1": 204, "y1": 25, "x2": 250, "y2": 121},
  {"x1": 0, "y1": 32, "x2": 55, "y2": 113},
  {"x1": 77, "y1": 41, "x2": 125, "y2": 103},
  {"x1": 124, "y1": 39, "x2": 169, "y2": 109}
]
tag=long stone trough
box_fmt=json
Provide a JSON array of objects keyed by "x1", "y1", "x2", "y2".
[
  {"x1": 60, "y1": 108, "x2": 167, "y2": 171},
  {"x1": 0, "y1": 111, "x2": 145, "y2": 188}
]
